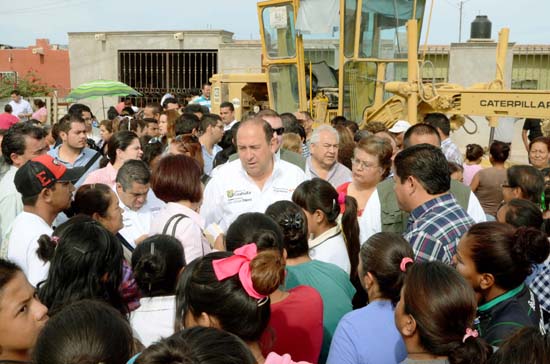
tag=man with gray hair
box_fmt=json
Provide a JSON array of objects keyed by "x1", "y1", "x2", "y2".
[
  {"x1": 115, "y1": 159, "x2": 164, "y2": 247},
  {"x1": 306, "y1": 124, "x2": 352, "y2": 188}
]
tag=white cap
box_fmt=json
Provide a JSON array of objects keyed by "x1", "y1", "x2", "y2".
[{"x1": 389, "y1": 120, "x2": 411, "y2": 134}]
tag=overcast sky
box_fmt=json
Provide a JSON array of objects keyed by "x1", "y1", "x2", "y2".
[{"x1": 1, "y1": 0, "x2": 549, "y2": 46}]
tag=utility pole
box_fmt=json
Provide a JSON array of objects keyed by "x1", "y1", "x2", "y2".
[{"x1": 458, "y1": 0, "x2": 471, "y2": 42}]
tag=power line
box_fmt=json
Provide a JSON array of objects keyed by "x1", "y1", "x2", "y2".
[{"x1": 0, "y1": 0, "x2": 93, "y2": 16}]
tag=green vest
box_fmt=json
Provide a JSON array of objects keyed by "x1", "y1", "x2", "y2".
[{"x1": 377, "y1": 179, "x2": 470, "y2": 234}]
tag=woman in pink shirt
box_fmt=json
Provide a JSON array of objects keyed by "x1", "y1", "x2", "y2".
[
  {"x1": 83, "y1": 131, "x2": 142, "y2": 186},
  {"x1": 32, "y1": 99, "x2": 47, "y2": 124},
  {"x1": 149, "y1": 154, "x2": 211, "y2": 262}
]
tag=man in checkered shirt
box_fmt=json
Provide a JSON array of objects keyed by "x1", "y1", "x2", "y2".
[{"x1": 393, "y1": 144, "x2": 475, "y2": 264}]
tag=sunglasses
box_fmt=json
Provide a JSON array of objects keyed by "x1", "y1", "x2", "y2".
[{"x1": 273, "y1": 127, "x2": 285, "y2": 136}]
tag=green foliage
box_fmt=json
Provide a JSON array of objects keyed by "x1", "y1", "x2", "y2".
[{"x1": 0, "y1": 70, "x2": 54, "y2": 98}]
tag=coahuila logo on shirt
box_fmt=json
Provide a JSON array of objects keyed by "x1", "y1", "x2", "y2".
[{"x1": 226, "y1": 189, "x2": 252, "y2": 201}]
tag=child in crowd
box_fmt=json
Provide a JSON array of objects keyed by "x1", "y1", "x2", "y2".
[
  {"x1": 37, "y1": 215, "x2": 126, "y2": 316},
  {"x1": 471, "y1": 141, "x2": 509, "y2": 217},
  {"x1": 265, "y1": 201, "x2": 354, "y2": 363},
  {"x1": 225, "y1": 213, "x2": 323, "y2": 364},
  {"x1": 486, "y1": 327, "x2": 550, "y2": 364},
  {"x1": 292, "y1": 178, "x2": 359, "y2": 276},
  {"x1": 0, "y1": 259, "x2": 48, "y2": 363},
  {"x1": 175, "y1": 246, "x2": 311, "y2": 364},
  {"x1": 135, "y1": 327, "x2": 256, "y2": 364},
  {"x1": 454, "y1": 222, "x2": 549, "y2": 346},
  {"x1": 462, "y1": 143, "x2": 484, "y2": 185},
  {"x1": 131, "y1": 234, "x2": 186, "y2": 346},
  {"x1": 396, "y1": 261, "x2": 493, "y2": 363},
  {"x1": 33, "y1": 300, "x2": 134, "y2": 364},
  {"x1": 328, "y1": 232, "x2": 413, "y2": 364}
]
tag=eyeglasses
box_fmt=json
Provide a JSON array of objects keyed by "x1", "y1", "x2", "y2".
[
  {"x1": 273, "y1": 127, "x2": 285, "y2": 136},
  {"x1": 148, "y1": 137, "x2": 162, "y2": 144},
  {"x1": 351, "y1": 158, "x2": 379, "y2": 169}
]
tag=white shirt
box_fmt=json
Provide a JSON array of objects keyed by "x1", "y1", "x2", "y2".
[
  {"x1": 116, "y1": 189, "x2": 165, "y2": 248},
  {"x1": 130, "y1": 295, "x2": 176, "y2": 347},
  {"x1": 358, "y1": 189, "x2": 487, "y2": 244},
  {"x1": 201, "y1": 158, "x2": 306, "y2": 232},
  {"x1": 5, "y1": 212, "x2": 52, "y2": 286},
  {"x1": 309, "y1": 225, "x2": 351, "y2": 274},
  {"x1": 0, "y1": 166, "x2": 22, "y2": 242},
  {"x1": 9, "y1": 99, "x2": 33, "y2": 120},
  {"x1": 224, "y1": 119, "x2": 238, "y2": 131}
]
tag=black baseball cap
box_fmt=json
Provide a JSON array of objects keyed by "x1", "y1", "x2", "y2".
[{"x1": 14, "y1": 155, "x2": 84, "y2": 198}]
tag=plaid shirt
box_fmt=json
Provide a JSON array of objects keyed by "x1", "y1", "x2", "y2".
[
  {"x1": 530, "y1": 262, "x2": 550, "y2": 331},
  {"x1": 441, "y1": 138, "x2": 463, "y2": 165},
  {"x1": 405, "y1": 193, "x2": 474, "y2": 264}
]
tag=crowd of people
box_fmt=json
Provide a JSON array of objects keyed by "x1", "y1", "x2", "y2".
[{"x1": 0, "y1": 86, "x2": 548, "y2": 364}]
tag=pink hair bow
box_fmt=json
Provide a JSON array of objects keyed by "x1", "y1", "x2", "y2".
[
  {"x1": 462, "y1": 328, "x2": 479, "y2": 343},
  {"x1": 212, "y1": 243, "x2": 266, "y2": 299}
]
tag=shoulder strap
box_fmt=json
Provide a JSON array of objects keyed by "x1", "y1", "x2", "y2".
[
  {"x1": 162, "y1": 213, "x2": 189, "y2": 237},
  {"x1": 82, "y1": 151, "x2": 102, "y2": 174},
  {"x1": 116, "y1": 233, "x2": 134, "y2": 253}
]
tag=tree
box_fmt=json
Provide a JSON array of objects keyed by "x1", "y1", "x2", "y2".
[{"x1": 0, "y1": 70, "x2": 54, "y2": 98}]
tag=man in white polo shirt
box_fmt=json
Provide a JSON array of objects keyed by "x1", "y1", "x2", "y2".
[
  {"x1": 115, "y1": 159, "x2": 164, "y2": 248},
  {"x1": 4, "y1": 155, "x2": 83, "y2": 286},
  {"x1": 201, "y1": 117, "x2": 305, "y2": 232}
]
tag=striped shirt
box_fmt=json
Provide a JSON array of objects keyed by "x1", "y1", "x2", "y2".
[{"x1": 405, "y1": 193, "x2": 474, "y2": 264}]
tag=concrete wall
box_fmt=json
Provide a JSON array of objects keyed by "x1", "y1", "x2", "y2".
[
  {"x1": 218, "y1": 41, "x2": 262, "y2": 74},
  {"x1": 68, "y1": 30, "x2": 241, "y2": 117},
  {"x1": 446, "y1": 41, "x2": 528, "y2": 163}
]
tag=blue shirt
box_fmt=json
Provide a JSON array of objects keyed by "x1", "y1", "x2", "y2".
[
  {"x1": 192, "y1": 95, "x2": 211, "y2": 111},
  {"x1": 327, "y1": 300, "x2": 407, "y2": 364},
  {"x1": 201, "y1": 144, "x2": 222, "y2": 176},
  {"x1": 49, "y1": 145, "x2": 101, "y2": 188}
]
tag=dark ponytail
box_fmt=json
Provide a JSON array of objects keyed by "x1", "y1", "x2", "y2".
[
  {"x1": 341, "y1": 194, "x2": 360, "y2": 278},
  {"x1": 403, "y1": 262, "x2": 492, "y2": 364},
  {"x1": 448, "y1": 336, "x2": 493, "y2": 364},
  {"x1": 360, "y1": 232, "x2": 414, "y2": 305},
  {"x1": 37, "y1": 235, "x2": 57, "y2": 262}
]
